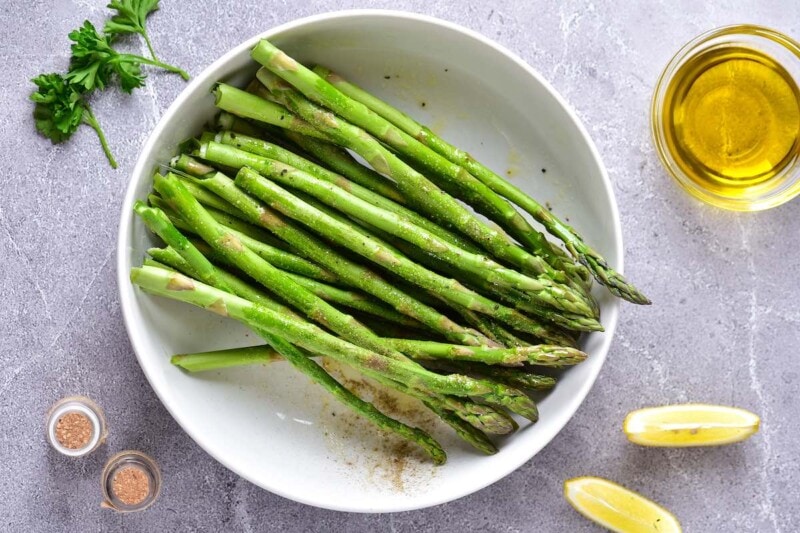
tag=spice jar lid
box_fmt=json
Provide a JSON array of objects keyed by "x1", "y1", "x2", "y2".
[
  {"x1": 101, "y1": 450, "x2": 162, "y2": 512},
  {"x1": 46, "y1": 396, "x2": 107, "y2": 457}
]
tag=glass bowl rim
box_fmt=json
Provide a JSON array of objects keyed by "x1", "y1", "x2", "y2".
[{"x1": 650, "y1": 24, "x2": 800, "y2": 211}]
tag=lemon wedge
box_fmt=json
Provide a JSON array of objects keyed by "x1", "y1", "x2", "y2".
[
  {"x1": 624, "y1": 404, "x2": 760, "y2": 447},
  {"x1": 564, "y1": 476, "x2": 682, "y2": 532}
]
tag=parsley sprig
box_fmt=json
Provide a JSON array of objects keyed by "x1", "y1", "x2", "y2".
[
  {"x1": 105, "y1": 0, "x2": 162, "y2": 60},
  {"x1": 67, "y1": 20, "x2": 188, "y2": 93},
  {"x1": 30, "y1": 73, "x2": 118, "y2": 167},
  {"x1": 29, "y1": 2, "x2": 188, "y2": 168}
]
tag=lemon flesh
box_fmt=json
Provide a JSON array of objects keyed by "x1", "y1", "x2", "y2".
[
  {"x1": 564, "y1": 476, "x2": 682, "y2": 533},
  {"x1": 624, "y1": 404, "x2": 760, "y2": 447}
]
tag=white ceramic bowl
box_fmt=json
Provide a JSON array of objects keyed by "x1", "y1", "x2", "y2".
[{"x1": 117, "y1": 10, "x2": 622, "y2": 513}]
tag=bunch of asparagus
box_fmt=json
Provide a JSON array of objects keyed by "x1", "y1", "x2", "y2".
[{"x1": 130, "y1": 40, "x2": 649, "y2": 463}]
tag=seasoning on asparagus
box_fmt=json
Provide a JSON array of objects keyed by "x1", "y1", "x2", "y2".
[
  {"x1": 235, "y1": 166, "x2": 601, "y2": 332},
  {"x1": 173, "y1": 161, "x2": 492, "y2": 347},
  {"x1": 134, "y1": 202, "x2": 448, "y2": 461},
  {"x1": 310, "y1": 63, "x2": 648, "y2": 304},
  {"x1": 201, "y1": 141, "x2": 592, "y2": 315},
  {"x1": 251, "y1": 48, "x2": 571, "y2": 279},
  {"x1": 128, "y1": 36, "x2": 648, "y2": 464}
]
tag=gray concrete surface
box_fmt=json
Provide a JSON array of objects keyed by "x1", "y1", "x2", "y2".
[{"x1": 1, "y1": 1, "x2": 797, "y2": 531}]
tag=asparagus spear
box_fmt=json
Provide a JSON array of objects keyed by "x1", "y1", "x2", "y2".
[
  {"x1": 149, "y1": 247, "x2": 509, "y2": 441},
  {"x1": 369, "y1": 225, "x2": 599, "y2": 334},
  {"x1": 213, "y1": 82, "x2": 593, "y2": 310},
  {"x1": 173, "y1": 346, "x2": 282, "y2": 372},
  {"x1": 146, "y1": 246, "x2": 301, "y2": 317},
  {"x1": 456, "y1": 308, "x2": 531, "y2": 348},
  {"x1": 236, "y1": 166, "x2": 601, "y2": 335},
  {"x1": 133, "y1": 205, "x2": 446, "y2": 462},
  {"x1": 152, "y1": 174, "x2": 537, "y2": 419},
  {"x1": 187, "y1": 236, "x2": 423, "y2": 329},
  {"x1": 132, "y1": 265, "x2": 538, "y2": 421},
  {"x1": 202, "y1": 136, "x2": 478, "y2": 254},
  {"x1": 213, "y1": 84, "x2": 327, "y2": 139},
  {"x1": 310, "y1": 65, "x2": 649, "y2": 304},
  {"x1": 134, "y1": 206, "x2": 513, "y2": 438},
  {"x1": 386, "y1": 340, "x2": 586, "y2": 366},
  {"x1": 281, "y1": 130, "x2": 408, "y2": 205},
  {"x1": 234, "y1": 125, "x2": 408, "y2": 204},
  {"x1": 420, "y1": 359, "x2": 557, "y2": 391},
  {"x1": 184, "y1": 340, "x2": 585, "y2": 368},
  {"x1": 149, "y1": 194, "x2": 339, "y2": 284},
  {"x1": 154, "y1": 241, "x2": 419, "y2": 328},
  {"x1": 150, "y1": 191, "x2": 283, "y2": 250},
  {"x1": 217, "y1": 148, "x2": 590, "y2": 315},
  {"x1": 172, "y1": 344, "x2": 512, "y2": 439},
  {"x1": 175, "y1": 164, "x2": 491, "y2": 347},
  {"x1": 249, "y1": 47, "x2": 570, "y2": 275}
]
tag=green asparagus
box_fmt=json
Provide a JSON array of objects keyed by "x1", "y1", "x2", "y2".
[
  {"x1": 132, "y1": 265, "x2": 537, "y2": 419},
  {"x1": 176, "y1": 164, "x2": 492, "y2": 347},
  {"x1": 133, "y1": 205, "x2": 445, "y2": 462},
  {"x1": 236, "y1": 167, "x2": 601, "y2": 335},
  {"x1": 309, "y1": 65, "x2": 649, "y2": 304},
  {"x1": 250, "y1": 47, "x2": 572, "y2": 277}
]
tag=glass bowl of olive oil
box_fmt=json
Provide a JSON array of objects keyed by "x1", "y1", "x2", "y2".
[{"x1": 652, "y1": 25, "x2": 800, "y2": 211}]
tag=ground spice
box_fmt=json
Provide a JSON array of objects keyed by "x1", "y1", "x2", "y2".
[
  {"x1": 111, "y1": 466, "x2": 150, "y2": 506},
  {"x1": 55, "y1": 412, "x2": 93, "y2": 450}
]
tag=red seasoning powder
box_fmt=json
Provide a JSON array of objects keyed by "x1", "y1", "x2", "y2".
[
  {"x1": 111, "y1": 466, "x2": 151, "y2": 506},
  {"x1": 55, "y1": 412, "x2": 93, "y2": 450}
]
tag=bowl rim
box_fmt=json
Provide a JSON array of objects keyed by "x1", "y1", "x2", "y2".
[{"x1": 116, "y1": 8, "x2": 623, "y2": 512}]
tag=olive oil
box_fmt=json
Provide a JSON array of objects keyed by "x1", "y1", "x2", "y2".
[{"x1": 662, "y1": 46, "x2": 800, "y2": 199}]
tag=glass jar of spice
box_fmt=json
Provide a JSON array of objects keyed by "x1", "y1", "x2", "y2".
[
  {"x1": 101, "y1": 450, "x2": 162, "y2": 512},
  {"x1": 46, "y1": 396, "x2": 107, "y2": 457}
]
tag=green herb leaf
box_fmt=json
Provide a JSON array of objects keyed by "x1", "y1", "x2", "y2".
[
  {"x1": 116, "y1": 60, "x2": 146, "y2": 93},
  {"x1": 105, "y1": 0, "x2": 161, "y2": 59},
  {"x1": 66, "y1": 20, "x2": 117, "y2": 91},
  {"x1": 30, "y1": 3, "x2": 187, "y2": 168},
  {"x1": 29, "y1": 73, "x2": 84, "y2": 142},
  {"x1": 66, "y1": 20, "x2": 146, "y2": 93},
  {"x1": 30, "y1": 73, "x2": 117, "y2": 167}
]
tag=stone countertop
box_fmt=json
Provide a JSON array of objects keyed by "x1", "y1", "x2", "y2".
[{"x1": 1, "y1": 1, "x2": 797, "y2": 531}]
